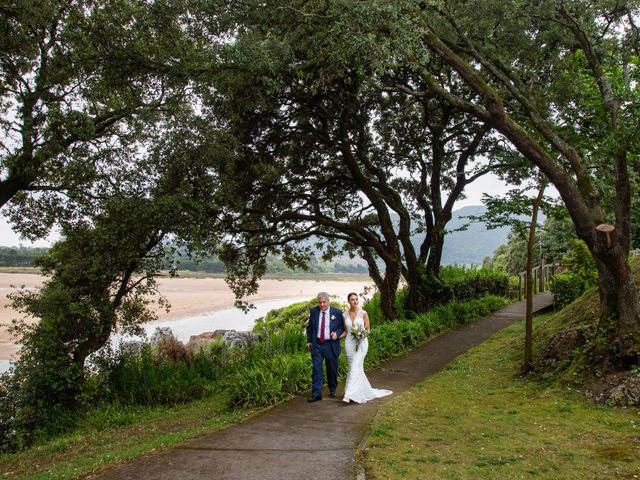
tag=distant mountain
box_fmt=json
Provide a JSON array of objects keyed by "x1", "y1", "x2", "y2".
[
  {"x1": 298, "y1": 205, "x2": 513, "y2": 268},
  {"x1": 438, "y1": 205, "x2": 510, "y2": 266}
]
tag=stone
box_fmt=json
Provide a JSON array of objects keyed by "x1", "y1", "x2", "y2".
[
  {"x1": 606, "y1": 373, "x2": 640, "y2": 405},
  {"x1": 186, "y1": 331, "x2": 219, "y2": 353},
  {"x1": 150, "y1": 326, "x2": 176, "y2": 345},
  {"x1": 221, "y1": 330, "x2": 259, "y2": 349}
]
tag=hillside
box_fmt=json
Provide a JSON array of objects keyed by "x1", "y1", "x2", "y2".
[{"x1": 439, "y1": 205, "x2": 510, "y2": 266}]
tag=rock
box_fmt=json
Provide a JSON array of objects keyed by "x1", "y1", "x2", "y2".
[
  {"x1": 186, "y1": 331, "x2": 219, "y2": 353},
  {"x1": 221, "y1": 330, "x2": 259, "y2": 349},
  {"x1": 150, "y1": 326, "x2": 176, "y2": 345},
  {"x1": 606, "y1": 374, "x2": 640, "y2": 405},
  {"x1": 185, "y1": 330, "x2": 258, "y2": 352}
]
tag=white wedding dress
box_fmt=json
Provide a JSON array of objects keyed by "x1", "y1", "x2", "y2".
[{"x1": 343, "y1": 309, "x2": 392, "y2": 404}]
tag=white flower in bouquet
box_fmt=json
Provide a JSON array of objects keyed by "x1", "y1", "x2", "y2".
[{"x1": 351, "y1": 324, "x2": 368, "y2": 351}]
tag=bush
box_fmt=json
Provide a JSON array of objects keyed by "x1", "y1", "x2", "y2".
[
  {"x1": 549, "y1": 273, "x2": 593, "y2": 309},
  {"x1": 364, "y1": 267, "x2": 509, "y2": 324},
  {"x1": 227, "y1": 353, "x2": 311, "y2": 408},
  {"x1": 549, "y1": 240, "x2": 598, "y2": 308},
  {"x1": 365, "y1": 295, "x2": 509, "y2": 369},
  {"x1": 252, "y1": 299, "x2": 316, "y2": 334},
  {"x1": 439, "y1": 266, "x2": 510, "y2": 302},
  {"x1": 92, "y1": 342, "x2": 232, "y2": 406}
]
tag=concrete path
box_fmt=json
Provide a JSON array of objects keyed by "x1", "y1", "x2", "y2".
[{"x1": 85, "y1": 293, "x2": 553, "y2": 480}]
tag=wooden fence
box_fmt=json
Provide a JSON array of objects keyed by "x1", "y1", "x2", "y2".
[{"x1": 517, "y1": 262, "x2": 562, "y2": 301}]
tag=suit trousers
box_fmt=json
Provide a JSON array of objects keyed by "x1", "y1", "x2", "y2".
[{"x1": 311, "y1": 341, "x2": 338, "y2": 397}]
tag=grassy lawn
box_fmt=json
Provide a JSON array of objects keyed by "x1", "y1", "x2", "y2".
[
  {"x1": 0, "y1": 392, "x2": 259, "y2": 479},
  {"x1": 364, "y1": 312, "x2": 640, "y2": 479}
]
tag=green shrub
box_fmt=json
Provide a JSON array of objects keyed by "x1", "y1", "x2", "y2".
[
  {"x1": 227, "y1": 353, "x2": 311, "y2": 408},
  {"x1": 365, "y1": 295, "x2": 509, "y2": 369},
  {"x1": 549, "y1": 240, "x2": 598, "y2": 308},
  {"x1": 440, "y1": 266, "x2": 510, "y2": 302},
  {"x1": 252, "y1": 299, "x2": 316, "y2": 334},
  {"x1": 549, "y1": 273, "x2": 592, "y2": 309}
]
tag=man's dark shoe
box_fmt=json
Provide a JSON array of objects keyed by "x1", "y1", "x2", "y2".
[
  {"x1": 307, "y1": 395, "x2": 322, "y2": 402},
  {"x1": 329, "y1": 391, "x2": 337, "y2": 398}
]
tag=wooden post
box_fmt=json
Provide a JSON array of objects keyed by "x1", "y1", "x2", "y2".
[
  {"x1": 539, "y1": 255, "x2": 545, "y2": 293},
  {"x1": 518, "y1": 273, "x2": 522, "y2": 301}
]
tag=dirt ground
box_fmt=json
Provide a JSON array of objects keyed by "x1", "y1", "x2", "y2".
[{"x1": 0, "y1": 273, "x2": 372, "y2": 361}]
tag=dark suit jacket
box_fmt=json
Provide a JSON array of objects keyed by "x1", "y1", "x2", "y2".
[{"x1": 306, "y1": 305, "x2": 344, "y2": 357}]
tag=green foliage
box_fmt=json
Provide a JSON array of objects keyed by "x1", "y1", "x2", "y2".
[
  {"x1": 439, "y1": 266, "x2": 510, "y2": 302},
  {"x1": 366, "y1": 296, "x2": 509, "y2": 368},
  {"x1": 364, "y1": 267, "x2": 508, "y2": 324},
  {"x1": 0, "y1": 196, "x2": 178, "y2": 452},
  {"x1": 550, "y1": 240, "x2": 599, "y2": 308},
  {"x1": 252, "y1": 299, "x2": 317, "y2": 334},
  {"x1": 92, "y1": 344, "x2": 223, "y2": 407},
  {"x1": 562, "y1": 239, "x2": 599, "y2": 286},
  {"x1": 548, "y1": 273, "x2": 590, "y2": 311},
  {"x1": 363, "y1": 290, "x2": 408, "y2": 325},
  {"x1": 489, "y1": 215, "x2": 577, "y2": 275},
  {"x1": 227, "y1": 353, "x2": 311, "y2": 408}
]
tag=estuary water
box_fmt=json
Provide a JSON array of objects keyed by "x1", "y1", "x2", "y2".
[
  {"x1": 0, "y1": 296, "x2": 311, "y2": 374},
  {"x1": 114, "y1": 296, "x2": 311, "y2": 344}
]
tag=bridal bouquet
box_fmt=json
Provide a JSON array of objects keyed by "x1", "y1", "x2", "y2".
[{"x1": 351, "y1": 324, "x2": 369, "y2": 351}]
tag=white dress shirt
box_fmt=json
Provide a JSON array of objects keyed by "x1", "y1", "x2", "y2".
[{"x1": 317, "y1": 308, "x2": 331, "y2": 340}]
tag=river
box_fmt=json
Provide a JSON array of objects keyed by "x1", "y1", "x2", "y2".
[{"x1": 0, "y1": 296, "x2": 312, "y2": 374}]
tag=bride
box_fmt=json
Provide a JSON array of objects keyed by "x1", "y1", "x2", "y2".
[{"x1": 342, "y1": 292, "x2": 392, "y2": 404}]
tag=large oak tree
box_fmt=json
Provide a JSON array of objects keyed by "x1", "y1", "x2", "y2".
[{"x1": 408, "y1": 0, "x2": 640, "y2": 367}]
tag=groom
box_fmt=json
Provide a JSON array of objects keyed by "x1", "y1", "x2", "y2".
[{"x1": 306, "y1": 292, "x2": 344, "y2": 402}]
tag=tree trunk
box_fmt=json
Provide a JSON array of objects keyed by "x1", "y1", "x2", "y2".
[
  {"x1": 524, "y1": 183, "x2": 546, "y2": 372},
  {"x1": 592, "y1": 240, "x2": 639, "y2": 368},
  {"x1": 426, "y1": 226, "x2": 445, "y2": 277},
  {"x1": 362, "y1": 247, "x2": 400, "y2": 320},
  {"x1": 380, "y1": 266, "x2": 401, "y2": 320}
]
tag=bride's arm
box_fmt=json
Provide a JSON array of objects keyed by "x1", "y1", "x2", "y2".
[
  {"x1": 363, "y1": 311, "x2": 371, "y2": 332},
  {"x1": 339, "y1": 313, "x2": 347, "y2": 339}
]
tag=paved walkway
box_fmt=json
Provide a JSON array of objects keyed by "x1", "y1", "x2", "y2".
[{"x1": 86, "y1": 293, "x2": 553, "y2": 480}]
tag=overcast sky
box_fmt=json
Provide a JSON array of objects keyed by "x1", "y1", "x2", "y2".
[{"x1": 0, "y1": 172, "x2": 518, "y2": 248}]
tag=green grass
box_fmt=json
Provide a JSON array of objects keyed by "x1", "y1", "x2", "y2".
[
  {"x1": 0, "y1": 393, "x2": 259, "y2": 479},
  {"x1": 364, "y1": 313, "x2": 640, "y2": 479}
]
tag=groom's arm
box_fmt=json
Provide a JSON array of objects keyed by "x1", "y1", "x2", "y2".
[
  {"x1": 333, "y1": 308, "x2": 344, "y2": 339},
  {"x1": 306, "y1": 309, "x2": 313, "y2": 349}
]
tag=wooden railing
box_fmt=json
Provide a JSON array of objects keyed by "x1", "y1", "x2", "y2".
[{"x1": 517, "y1": 262, "x2": 562, "y2": 301}]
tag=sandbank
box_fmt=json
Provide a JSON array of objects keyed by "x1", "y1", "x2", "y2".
[{"x1": 0, "y1": 273, "x2": 373, "y2": 361}]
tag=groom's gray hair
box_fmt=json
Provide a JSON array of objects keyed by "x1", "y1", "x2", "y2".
[{"x1": 316, "y1": 291, "x2": 330, "y2": 301}]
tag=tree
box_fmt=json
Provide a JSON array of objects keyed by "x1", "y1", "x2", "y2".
[
  {"x1": 406, "y1": 0, "x2": 640, "y2": 369},
  {"x1": 0, "y1": 0, "x2": 200, "y2": 214},
  {"x1": 0, "y1": 109, "x2": 230, "y2": 449},
  {"x1": 210, "y1": 1, "x2": 506, "y2": 318}
]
